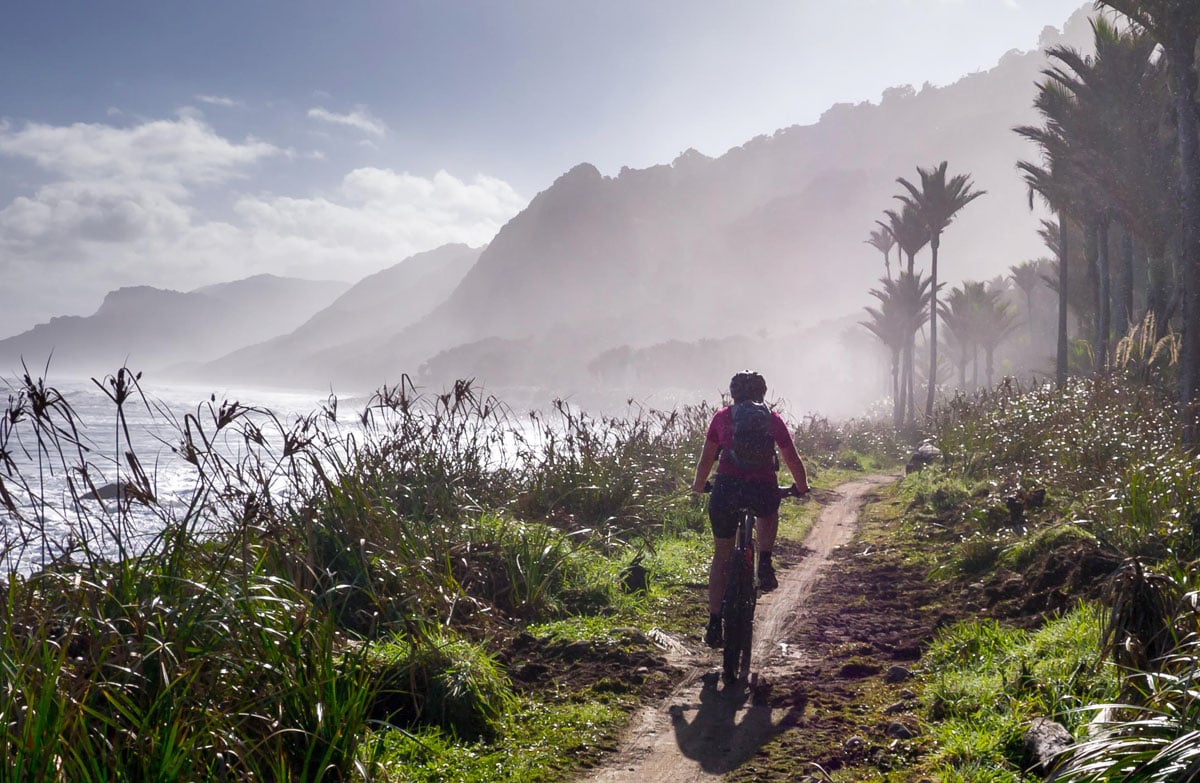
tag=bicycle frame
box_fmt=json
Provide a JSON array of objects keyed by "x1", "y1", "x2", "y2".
[
  {"x1": 708, "y1": 482, "x2": 802, "y2": 685},
  {"x1": 721, "y1": 508, "x2": 758, "y2": 683}
]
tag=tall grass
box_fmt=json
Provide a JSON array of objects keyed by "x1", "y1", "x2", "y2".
[{"x1": 0, "y1": 367, "x2": 723, "y2": 778}]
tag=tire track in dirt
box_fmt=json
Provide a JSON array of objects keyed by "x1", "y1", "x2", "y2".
[{"x1": 581, "y1": 475, "x2": 896, "y2": 783}]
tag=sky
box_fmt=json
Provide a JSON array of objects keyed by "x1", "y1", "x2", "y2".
[{"x1": 0, "y1": 0, "x2": 1090, "y2": 339}]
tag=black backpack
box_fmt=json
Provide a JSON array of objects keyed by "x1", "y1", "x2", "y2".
[{"x1": 727, "y1": 401, "x2": 777, "y2": 471}]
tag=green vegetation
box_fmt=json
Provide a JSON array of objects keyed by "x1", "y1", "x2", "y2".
[
  {"x1": 892, "y1": 374, "x2": 1200, "y2": 780},
  {"x1": 7, "y1": 331, "x2": 1200, "y2": 782},
  {"x1": 923, "y1": 609, "x2": 1120, "y2": 775},
  {"x1": 0, "y1": 367, "x2": 885, "y2": 781}
]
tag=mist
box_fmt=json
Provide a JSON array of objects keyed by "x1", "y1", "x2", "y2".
[{"x1": 0, "y1": 8, "x2": 1098, "y2": 422}]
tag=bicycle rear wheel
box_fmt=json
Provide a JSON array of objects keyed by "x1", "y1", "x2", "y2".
[{"x1": 722, "y1": 552, "x2": 756, "y2": 683}]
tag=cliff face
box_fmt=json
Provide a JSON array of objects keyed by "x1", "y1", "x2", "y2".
[
  {"x1": 194, "y1": 244, "x2": 481, "y2": 388},
  {"x1": 330, "y1": 10, "x2": 1095, "y2": 394},
  {"x1": 0, "y1": 276, "x2": 349, "y2": 379}
]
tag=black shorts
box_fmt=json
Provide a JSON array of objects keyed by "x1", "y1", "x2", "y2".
[{"x1": 708, "y1": 474, "x2": 782, "y2": 539}]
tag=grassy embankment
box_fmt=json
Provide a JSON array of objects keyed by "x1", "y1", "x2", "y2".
[
  {"x1": 0, "y1": 369, "x2": 904, "y2": 782},
  {"x1": 809, "y1": 373, "x2": 1200, "y2": 781}
]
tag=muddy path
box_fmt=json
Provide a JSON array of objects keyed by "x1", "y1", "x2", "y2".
[{"x1": 581, "y1": 475, "x2": 896, "y2": 783}]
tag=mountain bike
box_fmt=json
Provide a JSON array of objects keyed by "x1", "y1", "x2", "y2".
[{"x1": 708, "y1": 481, "x2": 805, "y2": 685}]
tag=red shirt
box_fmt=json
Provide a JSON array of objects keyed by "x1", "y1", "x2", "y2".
[{"x1": 706, "y1": 405, "x2": 796, "y2": 483}]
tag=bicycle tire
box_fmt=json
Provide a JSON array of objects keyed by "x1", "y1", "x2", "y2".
[{"x1": 722, "y1": 553, "x2": 756, "y2": 682}]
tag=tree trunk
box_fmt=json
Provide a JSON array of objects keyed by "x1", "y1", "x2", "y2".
[
  {"x1": 1169, "y1": 27, "x2": 1200, "y2": 445},
  {"x1": 901, "y1": 335, "x2": 912, "y2": 425},
  {"x1": 1057, "y1": 211, "x2": 1069, "y2": 387},
  {"x1": 926, "y1": 235, "x2": 940, "y2": 418},
  {"x1": 1120, "y1": 224, "x2": 1135, "y2": 332},
  {"x1": 1025, "y1": 291, "x2": 1035, "y2": 345},
  {"x1": 905, "y1": 250, "x2": 917, "y2": 425},
  {"x1": 1097, "y1": 217, "x2": 1112, "y2": 371},
  {"x1": 1147, "y1": 250, "x2": 1171, "y2": 340},
  {"x1": 1085, "y1": 217, "x2": 1101, "y2": 370},
  {"x1": 891, "y1": 350, "x2": 902, "y2": 427}
]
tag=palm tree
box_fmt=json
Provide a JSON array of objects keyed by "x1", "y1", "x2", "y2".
[
  {"x1": 878, "y1": 205, "x2": 931, "y2": 422},
  {"x1": 879, "y1": 205, "x2": 929, "y2": 277},
  {"x1": 1035, "y1": 17, "x2": 1172, "y2": 370},
  {"x1": 1017, "y1": 155, "x2": 1075, "y2": 387},
  {"x1": 1096, "y1": 0, "x2": 1200, "y2": 439},
  {"x1": 976, "y1": 290, "x2": 1020, "y2": 388},
  {"x1": 865, "y1": 227, "x2": 895, "y2": 281},
  {"x1": 1009, "y1": 260, "x2": 1045, "y2": 343},
  {"x1": 862, "y1": 282, "x2": 906, "y2": 426},
  {"x1": 940, "y1": 285, "x2": 979, "y2": 389},
  {"x1": 862, "y1": 272, "x2": 932, "y2": 426},
  {"x1": 896, "y1": 162, "x2": 986, "y2": 418}
]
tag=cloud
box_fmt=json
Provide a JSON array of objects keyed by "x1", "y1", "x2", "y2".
[
  {"x1": 0, "y1": 115, "x2": 279, "y2": 187},
  {"x1": 307, "y1": 106, "x2": 388, "y2": 137},
  {"x1": 0, "y1": 115, "x2": 525, "y2": 336},
  {"x1": 195, "y1": 94, "x2": 241, "y2": 107},
  {"x1": 229, "y1": 167, "x2": 524, "y2": 278}
]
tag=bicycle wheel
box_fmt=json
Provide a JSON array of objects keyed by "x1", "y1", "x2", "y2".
[{"x1": 722, "y1": 552, "x2": 756, "y2": 683}]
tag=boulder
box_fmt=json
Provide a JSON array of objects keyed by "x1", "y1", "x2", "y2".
[
  {"x1": 905, "y1": 440, "x2": 942, "y2": 474},
  {"x1": 1023, "y1": 717, "x2": 1073, "y2": 776}
]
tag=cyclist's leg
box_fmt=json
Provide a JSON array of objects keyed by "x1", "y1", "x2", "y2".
[
  {"x1": 707, "y1": 477, "x2": 743, "y2": 645},
  {"x1": 755, "y1": 513, "x2": 780, "y2": 591},
  {"x1": 755, "y1": 512, "x2": 779, "y2": 554},
  {"x1": 708, "y1": 536, "x2": 734, "y2": 615},
  {"x1": 748, "y1": 481, "x2": 784, "y2": 590}
]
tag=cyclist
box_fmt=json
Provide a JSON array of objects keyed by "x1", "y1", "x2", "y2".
[{"x1": 690, "y1": 370, "x2": 810, "y2": 648}]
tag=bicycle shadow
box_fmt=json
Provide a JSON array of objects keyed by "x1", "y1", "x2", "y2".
[{"x1": 668, "y1": 671, "x2": 806, "y2": 774}]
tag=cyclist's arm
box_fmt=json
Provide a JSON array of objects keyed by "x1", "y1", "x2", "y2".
[
  {"x1": 771, "y1": 414, "x2": 810, "y2": 494},
  {"x1": 780, "y1": 444, "x2": 810, "y2": 494},
  {"x1": 691, "y1": 437, "x2": 720, "y2": 493}
]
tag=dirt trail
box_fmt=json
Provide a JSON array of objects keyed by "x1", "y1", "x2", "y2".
[{"x1": 582, "y1": 475, "x2": 895, "y2": 783}]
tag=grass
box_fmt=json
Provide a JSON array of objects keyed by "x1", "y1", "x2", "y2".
[
  {"x1": 6, "y1": 335, "x2": 1197, "y2": 780},
  {"x1": 917, "y1": 607, "x2": 1121, "y2": 777},
  {"x1": 373, "y1": 698, "x2": 626, "y2": 783},
  {"x1": 4, "y1": 365, "x2": 897, "y2": 781}
]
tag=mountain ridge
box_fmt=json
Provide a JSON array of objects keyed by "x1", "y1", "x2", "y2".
[{"x1": 3, "y1": 6, "x2": 1096, "y2": 411}]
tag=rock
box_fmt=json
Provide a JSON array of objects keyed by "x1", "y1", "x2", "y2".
[
  {"x1": 82, "y1": 481, "x2": 128, "y2": 500},
  {"x1": 885, "y1": 700, "x2": 910, "y2": 714},
  {"x1": 884, "y1": 665, "x2": 913, "y2": 683},
  {"x1": 1023, "y1": 717, "x2": 1073, "y2": 775},
  {"x1": 620, "y1": 554, "x2": 649, "y2": 593},
  {"x1": 838, "y1": 661, "x2": 881, "y2": 678},
  {"x1": 904, "y1": 440, "x2": 942, "y2": 474},
  {"x1": 886, "y1": 721, "x2": 917, "y2": 739}
]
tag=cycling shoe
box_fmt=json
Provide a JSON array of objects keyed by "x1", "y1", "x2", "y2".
[
  {"x1": 705, "y1": 616, "x2": 724, "y2": 648},
  {"x1": 757, "y1": 561, "x2": 778, "y2": 592}
]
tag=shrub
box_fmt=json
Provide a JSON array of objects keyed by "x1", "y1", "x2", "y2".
[{"x1": 368, "y1": 628, "x2": 516, "y2": 741}]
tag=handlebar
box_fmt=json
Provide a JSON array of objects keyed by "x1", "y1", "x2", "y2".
[{"x1": 701, "y1": 480, "x2": 808, "y2": 499}]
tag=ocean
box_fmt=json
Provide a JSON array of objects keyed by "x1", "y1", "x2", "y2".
[{"x1": 0, "y1": 374, "x2": 347, "y2": 572}]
